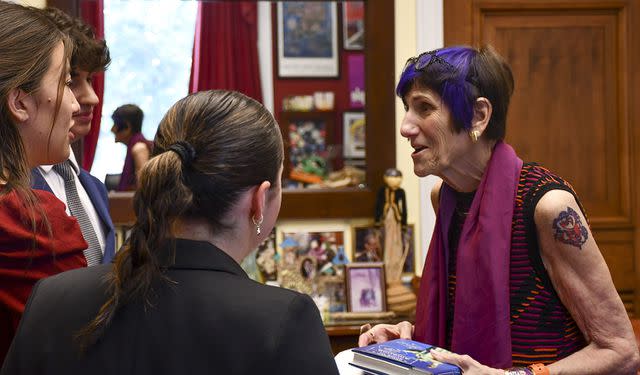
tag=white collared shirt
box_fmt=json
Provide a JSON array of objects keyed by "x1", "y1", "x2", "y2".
[{"x1": 38, "y1": 149, "x2": 106, "y2": 255}]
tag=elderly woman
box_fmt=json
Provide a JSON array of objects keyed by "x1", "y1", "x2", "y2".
[{"x1": 358, "y1": 46, "x2": 639, "y2": 374}]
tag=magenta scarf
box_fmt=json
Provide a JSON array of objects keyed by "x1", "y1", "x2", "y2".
[{"x1": 414, "y1": 141, "x2": 523, "y2": 369}]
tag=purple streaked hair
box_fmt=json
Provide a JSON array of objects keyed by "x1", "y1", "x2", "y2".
[{"x1": 397, "y1": 45, "x2": 514, "y2": 140}]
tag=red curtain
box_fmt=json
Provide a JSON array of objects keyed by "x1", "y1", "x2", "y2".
[
  {"x1": 79, "y1": 0, "x2": 105, "y2": 171},
  {"x1": 189, "y1": 2, "x2": 262, "y2": 102}
]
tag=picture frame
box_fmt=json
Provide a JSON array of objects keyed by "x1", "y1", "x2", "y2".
[
  {"x1": 279, "y1": 111, "x2": 334, "y2": 184},
  {"x1": 277, "y1": 2, "x2": 339, "y2": 78},
  {"x1": 277, "y1": 227, "x2": 347, "y2": 295},
  {"x1": 346, "y1": 262, "x2": 386, "y2": 313},
  {"x1": 351, "y1": 224, "x2": 416, "y2": 274},
  {"x1": 402, "y1": 224, "x2": 416, "y2": 275},
  {"x1": 342, "y1": 1, "x2": 364, "y2": 50},
  {"x1": 352, "y1": 224, "x2": 383, "y2": 263},
  {"x1": 343, "y1": 111, "x2": 365, "y2": 158}
]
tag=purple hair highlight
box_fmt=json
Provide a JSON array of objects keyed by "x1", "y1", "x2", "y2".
[{"x1": 397, "y1": 46, "x2": 479, "y2": 131}]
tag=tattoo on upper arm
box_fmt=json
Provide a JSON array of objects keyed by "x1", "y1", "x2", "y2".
[{"x1": 552, "y1": 207, "x2": 588, "y2": 249}]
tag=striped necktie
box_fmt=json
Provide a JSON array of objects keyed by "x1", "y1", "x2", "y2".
[{"x1": 52, "y1": 161, "x2": 103, "y2": 266}]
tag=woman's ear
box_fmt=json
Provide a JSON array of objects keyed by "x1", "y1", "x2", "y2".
[
  {"x1": 471, "y1": 97, "x2": 492, "y2": 136},
  {"x1": 7, "y1": 88, "x2": 31, "y2": 123},
  {"x1": 250, "y1": 180, "x2": 272, "y2": 223}
]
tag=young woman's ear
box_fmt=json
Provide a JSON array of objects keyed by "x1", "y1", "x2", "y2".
[
  {"x1": 470, "y1": 97, "x2": 492, "y2": 137},
  {"x1": 250, "y1": 181, "x2": 272, "y2": 222},
  {"x1": 6, "y1": 88, "x2": 31, "y2": 123}
]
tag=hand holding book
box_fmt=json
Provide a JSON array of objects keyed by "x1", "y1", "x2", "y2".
[{"x1": 357, "y1": 321, "x2": 414, "y2": 347}]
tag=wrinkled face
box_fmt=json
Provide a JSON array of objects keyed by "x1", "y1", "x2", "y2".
[
  {"x1": 69, "y1": 69, "x2": 99, "y2": 141},
  {"x1": 400, "y1": 87, "x2": 470, "y2": 177},
  {"x1": 20, "y1": 41, "x2": 80, "y2": 167}
]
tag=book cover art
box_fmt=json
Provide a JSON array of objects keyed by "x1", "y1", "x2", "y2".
[{"x1": 352, "y1": 339, "x2": 462, "y2": 374}]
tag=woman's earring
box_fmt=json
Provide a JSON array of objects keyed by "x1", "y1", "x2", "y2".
[
  {"x1": 252, "y1": 214, "x2": 264, "y2": 235},
  {"x1": 470, "y1": 130, "x2": 480, "y2": 142}
]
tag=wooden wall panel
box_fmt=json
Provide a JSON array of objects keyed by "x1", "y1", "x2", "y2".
[{"x1": 445, "y1": 0, "x2": 639, "y2": 315}]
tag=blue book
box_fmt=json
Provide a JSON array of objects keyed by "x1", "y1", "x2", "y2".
[{"x1": 350, "y1": 339, "x2": 462, "y2": 375}]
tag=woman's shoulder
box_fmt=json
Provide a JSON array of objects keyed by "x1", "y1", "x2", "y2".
[
  {"x1": 0, "y1": 189, "x2": 87, "y2": 257},
  {"x1": 520, "y1": 162, "x2": 586, "y2": 217}
]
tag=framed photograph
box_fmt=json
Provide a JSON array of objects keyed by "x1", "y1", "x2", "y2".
[
  {"x1": 343, "y1": 111, "x2": 365, "y2": 158},
  {"x1": 280, "y1": 111, "x2": 334, "y2": 183},
  {"x1": 402, "y1": 224, "x2": 416, "y2": 275},
  {"x1": 352, "y1": 225, "x2": 383, "y2": 262},
  {"x1": 342, "y1": 1, "x2": 364, "y2": 50},
  {"x1": 277, "y1": 2, "x2": 339, "y2": 78},
  {"x1": 277, "y1": 227, "x2": 346, "y2": 295},
  {"x1": 346, "y1": 262, "x2": 386, "y2": 313}
]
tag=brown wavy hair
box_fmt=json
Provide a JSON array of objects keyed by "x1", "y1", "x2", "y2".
[
  {"x1": 77, "y1": 90, "x2": 284, "y2": 349},
  {"x1": 0, "y1": 1, "x2": 73, "y2": 232},
  {"x1": 41, "y1": 7, "x2": 111, "y2": 74}
]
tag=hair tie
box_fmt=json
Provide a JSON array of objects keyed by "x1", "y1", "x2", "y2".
[{"x1": 168, "y1": 141, "x2": 196, "y2": 166}]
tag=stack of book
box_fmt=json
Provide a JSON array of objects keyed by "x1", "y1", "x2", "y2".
[{"x1": 350, "y1": 339, "x2": 462, "y2": 375}]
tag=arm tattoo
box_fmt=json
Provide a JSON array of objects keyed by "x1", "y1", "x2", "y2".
[{"x1": 552, "y1": 207, "x2": 588, "y2": 249}]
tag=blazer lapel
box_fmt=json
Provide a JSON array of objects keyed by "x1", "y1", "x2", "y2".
[{"x1": 30, "y1": 168, "x2": 53, "y2": 193}]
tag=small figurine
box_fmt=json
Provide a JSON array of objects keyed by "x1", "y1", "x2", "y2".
[
  {"x1": 375, "y1": 168, "x2": 407, "y2": 226},
  {"x1": 375, "y1": 168, "x2": 416, "y2": 314}
]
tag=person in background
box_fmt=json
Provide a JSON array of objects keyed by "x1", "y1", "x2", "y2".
[
  {"x1": 2, "y1": 90, "x2": 339, "y2": 375},
  {"x1": 357, "y1": 46, "x2": 639, "y2": 374},
  {"x1": 111, "y1": 103, "x2": 152, "y2": 191},
  {"x1": 32, "y1": 7, "x2": 115, "y2": 265},
  {"x1": 0, "y1": 1, "x2": 86, "y2": 365}
]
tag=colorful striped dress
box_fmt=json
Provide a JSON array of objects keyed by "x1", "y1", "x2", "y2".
[{"x1": 446, "y1": 162, "x2": 587, "y2": 365}]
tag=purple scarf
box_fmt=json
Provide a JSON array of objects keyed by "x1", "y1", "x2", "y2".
[{"x1": 414, "y1": 141, "x2": 523, "y2": 368}]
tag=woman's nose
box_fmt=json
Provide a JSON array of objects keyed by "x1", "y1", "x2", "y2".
[{"x1": 400, "y1": 116, "x2": 418, "y2": 138}]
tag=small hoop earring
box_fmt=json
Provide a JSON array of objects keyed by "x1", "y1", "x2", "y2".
[
  {"x1": 252, "y1": 214, "x2": 264, "y2": 235},
  {"x1": 470, "y1": 130, "x2": 480, "y2": 142}
]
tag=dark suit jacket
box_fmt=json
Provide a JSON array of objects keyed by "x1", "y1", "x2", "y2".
[
  {"x1": 1, "y1": 239, "x2": 339, "y2": 375},
  {"x1": 31, "y1": 168, "x2": 116, "y2": 263}
]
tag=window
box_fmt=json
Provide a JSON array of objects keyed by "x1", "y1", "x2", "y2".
[{"x1": 92, "y1": 0, "x2": 197, "y2": 183}]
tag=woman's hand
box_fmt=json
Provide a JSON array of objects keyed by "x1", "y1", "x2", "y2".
[
  {"x1": 357, "y1": 321, "x2": 414, "y2": 347},
  {"x1": 430, "y1": 350, "x2": 504, "y2": 375}
]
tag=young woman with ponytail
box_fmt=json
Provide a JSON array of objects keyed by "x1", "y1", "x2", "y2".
[
  {"x1": 0, "y1": 1, "x2": 87, "y2": 365},
  {"x1": 2, "y1": 90, "x2": 339, "y2": 375}
]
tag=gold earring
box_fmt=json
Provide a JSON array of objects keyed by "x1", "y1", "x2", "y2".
[
  {"x1": 470, "y1": 130, "x2": 480, "y2": 142},
  {"x1": 252, "y1": 214, "x2": 264, "y2": 235}
]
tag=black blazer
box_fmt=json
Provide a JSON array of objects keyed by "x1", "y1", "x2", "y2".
[{"x1": 1, "y1": 239, "x2": 339, "y2": 375}]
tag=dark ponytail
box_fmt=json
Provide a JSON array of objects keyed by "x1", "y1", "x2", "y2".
[{"x1": 77, "y1": 90, "x2": 283, "y2": 348}]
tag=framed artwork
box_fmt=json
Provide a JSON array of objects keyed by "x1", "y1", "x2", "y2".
[
  {"x1": 347, "y1": 54, "x2": 365, "y2": 108},
  {"x1": 343, "y1": 111, "x2": 365, "y2": 158},
  {"x1": 352, "y1": 225, "x2": 383, "y2": 263},
  {"x1": 277, "y1": 227, "x2": 346, "y2": 295},
  {"x1": 280, "y1": 111, "x2": 334, "y2": 184},
  {"x1": 346, "y1": 262, "x2": 386, "y2": 313},
  {"x1": 342, "y1": 1, "x2": 364, "y2": 50},
  {"x1": 277, "y1": 2, "x2": 339, "y2": 78}
]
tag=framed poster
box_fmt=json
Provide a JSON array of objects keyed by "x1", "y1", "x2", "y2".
[
  {"x1": 343, "y1": 111, "x2": 365, "y2": 158},
  {"x1": 346, "y1": 262, "x2": 386, "y2": 313},
  {"x1": 277, "y1": 2, "x2": 339, "y2": 78},
  {"x1": 342, "y1": 1, "x2": 364, "y2": 50}
]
